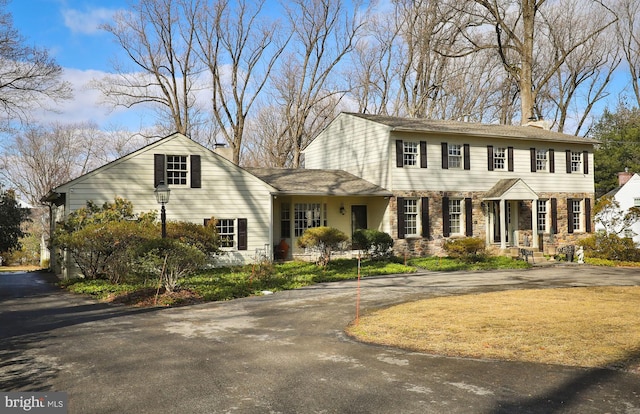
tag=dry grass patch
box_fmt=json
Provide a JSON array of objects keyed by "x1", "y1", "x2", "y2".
[{"x1": 347, "y1": 287, "x2": 640, "y2": 372}]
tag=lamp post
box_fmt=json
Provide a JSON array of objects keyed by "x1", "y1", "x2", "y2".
[{"x1": 154, "y1": 181, "x2": 171, "y2": 238}]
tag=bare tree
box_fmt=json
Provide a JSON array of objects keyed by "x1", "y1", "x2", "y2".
[
  {"x1": 466, "y1": 0, "x2": 616, "y2": 125},
  {"x1": 540, "y1": 0, "x2": 620, "y2": 135},
  {"x1": 94, "y1": 0, "x2": 204, "y2": 137},
  {"x1": 0, "y1": 0, "x2": 71, "y2": 127},
  {"x1": 195, "y1": 0, "x2": 288, "y2": 164},
  {"x1": 0, "y1": 123, "x2": 106, "y2": 205},
  {"x1": 273, "y1": 0, "x2": 365, "y2": 168},
  {"x1": 615, "y1": 0, "x2": 640, "y2": 107}
]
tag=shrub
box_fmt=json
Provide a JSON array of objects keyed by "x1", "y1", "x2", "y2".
[
  {"x1": 579, "y1": 232, "x2": 640, "y2": 262},
  {"x1": 352, "y1": 229, "x2": 394, "y2": 258},
  {"x1": 166, "y1": 219, "x2": 220, "y2": 255},
  {"x1": 135, "y1": 238, "x2": 207, "y2": 292},
  {"x1": 297, "y1": 226, "x2": 348, "y2": 267},
  {"x1": 442, "y1": 237, "x2": 487, "y2": 262}
]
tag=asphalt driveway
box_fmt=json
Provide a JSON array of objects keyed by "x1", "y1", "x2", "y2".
[{"x1": 1, "y1": 265, "x2": 639, "y2": 413}]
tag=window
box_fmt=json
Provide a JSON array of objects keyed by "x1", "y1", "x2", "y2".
[
  {"x1": 494, "y1": 147, "x2": 506, "y2": 170},
  {"x1": 403, "y1": 141, "x2": 418, "y2": 167},
  {"x1": 449, "y1": 199, "x2": 462, "y2": 234},
  {"x1": 571, "y1": 200, "x2": 581, "y2": 232},
  {"x1": 536, "y1": 149, "x2": 547, "y2": 171},
  {"x1": 281, "y1": 203, "x2": 290, "y2": 238},
  {"x1": 625, "y1": 228, "x2": 634, "y2": 239},
  {"x1": 294, "y1": 203, "x2": 321, "y2": 237},
  {"x1": 216, "y1": 219, "x2": 235, "y2": 248},
  {"x1": 403, "y1": 199, "x2": 418, "y2": 236},
  {"x1": 537, "y1": 200, "x2": 547, "y2": 233},
  {"x1": 571, "y1": 152, "x2": 582, "y2": 173},
  {"x1": 167, "y1": 155, "x2": 188, "y2": 185},
  {"x1": 448, "y1": 144, "x2": 462, "y2": 169},
  {"x1": 634, "y1": 198, "x2": 640, "y2": 207}
]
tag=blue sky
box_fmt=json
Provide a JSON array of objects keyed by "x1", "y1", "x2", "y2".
[{"x1": 7, "y1": 0, "x2": 148, "y2": 129}]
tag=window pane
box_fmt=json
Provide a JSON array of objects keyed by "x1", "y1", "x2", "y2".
[
  {"x1": 494, "y1": 147, "x2": 506, "y2": 170},
  {"x1": 572, "y1": 200, "x2": 581, "y2": 231},
  {"x1": 449, "y1": 199, "x2": 461, "y2": 234},
  {"x1": 294, "y1": 203, "x2": 321, "y2": 237},
  {"x1": 404, "y1": 199, "x2": 418, "y2": 236},
  {"x1": 571, "y1": 152, "x2": 581, "y2": 172},
  {"x1": 167, "y1": 155, "x2": 188, "y2": 185},
  {"x1": 403, "y1": 141, "x2": 418, "y2": 166},
  {"x1": 536, "y1": 150, "x2": 547, "y2": 171},
  {"x1": 537, "y1": 200, "x2": 547, "y2": 232},
  {"x1": 216, "y1": 219, "x2": 235, "y2": 248},
  {"x1": 448, "y1": 144, "x2": 462, "y2": 169}
]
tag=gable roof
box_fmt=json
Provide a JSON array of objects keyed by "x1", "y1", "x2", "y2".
[
  {"x1": 484, "y1": 178, "x2": 538, "y2": 200},
  {"x1": 344, "y1": 113, "x2": 594, "y2": 145},
  {"x1": 246, "y1": 168, "x2": 393, "y2": 196}
]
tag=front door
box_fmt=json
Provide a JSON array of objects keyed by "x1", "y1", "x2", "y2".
[{"x1": 351, "y1": 205, "x2": 367, "y2": 236}]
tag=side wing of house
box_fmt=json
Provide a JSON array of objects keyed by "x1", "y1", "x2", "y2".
[
  {"x1": 612, "y1": 174, "x2": 640, "y2": 244},
  {"x1": 303, "y1": 113, "x2": 392, "y2": 189},
  {"x1": 49, "y1": 133, "x2": 276, "y2": 277}
]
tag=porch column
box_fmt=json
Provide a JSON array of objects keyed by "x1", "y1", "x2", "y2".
[
  {"x1": 531, "y1": 199, "x2": 539, "y2": 249},
  {"x1": 499, "y1": 198, "x2": 507, "y2": 250}
]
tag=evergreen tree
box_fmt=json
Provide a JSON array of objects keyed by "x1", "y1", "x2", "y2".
[
  {"x1": 591, "y1": 104, "x2": 640, "y2": 196},
  {"x1": 0, "y1": 187, "x2": 31, "y2": 253}
]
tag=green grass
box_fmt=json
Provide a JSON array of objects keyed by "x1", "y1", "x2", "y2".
[{"x1": 59, "y1": 256, "x2": 532, "y2": 305}]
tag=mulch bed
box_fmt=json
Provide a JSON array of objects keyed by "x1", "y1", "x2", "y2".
[{"x1": 107, "y1": 287, "x2": 204, "y2": 307}]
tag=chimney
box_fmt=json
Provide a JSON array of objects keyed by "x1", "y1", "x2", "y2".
[
  {"x1": 213, "y1": 142, "x2": 234, "y2": 161},
  {"x1": 618, "y1": 168, "x2": 633, "y2": 187}
]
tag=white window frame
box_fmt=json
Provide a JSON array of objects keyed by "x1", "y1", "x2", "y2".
[
  {"x1": 166, "y1": 155, "x2": 188, "y2": 185},
  {"x1": 494, "y1": 147, "x2": 506, "y2": 170},
  {"x1": 634, "y1": 198, "x2": 640, "y2": 207},
  {"x1": 448, "y1": 144, "x2": 462, "y2": 169},
  {"x1": 571, "y1": 151, "x2": 582, "y2": 173},
  {"x1": 449, "y1": 199, "x2": 462, "y2": 235},
  {"x1": 216, "y1": 219, "x2": 235, "y2": 248},
  {"x1": 536, "y1": 149, "x2": 548, "y2": 172},
  {"x1": 403, "y1": 141, "x2": 418, "y2": 167},
  {"x1": 404, "y1": 199, "x2": 419, "y2": 237},
  {"x1": 294, "y1": 203, "x2": 322, "y2": 237},
  {"x1": 537, "y1": 200, "x2": 547, "y2": 233},
  {"x1": 572, "y1": 199, "x2": 582, "y2": 232}
]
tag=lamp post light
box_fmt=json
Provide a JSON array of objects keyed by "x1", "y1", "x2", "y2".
[{"x1": 154, "y1": 181, "x2": 171, "y2": 238}]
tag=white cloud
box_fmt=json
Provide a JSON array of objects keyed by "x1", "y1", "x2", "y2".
[{"x1": 62, "y1": 7, "x2": 118, "y2": 35}]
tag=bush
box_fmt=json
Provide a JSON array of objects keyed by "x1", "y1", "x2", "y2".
[
  {"x1": 442, "y1": 237, "x2": 487, "y2": 262},
  {"x1": 352, "y1": 229, "x2": 394, "y2": 258},
  {"x1": 297, "y1": 226, "x2": 348, "y2": 267},
  {"x1": 579, "y1": 232, "x2": 640, "y2": 262},
  {"x1": 135, "y1": 238, "x2": 207, "y2": 292},
  {"x1": 166, "y1": 219, "x2": 220, "y2": 255}
]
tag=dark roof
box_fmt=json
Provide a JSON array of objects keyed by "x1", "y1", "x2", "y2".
[
  {"x1": 345, "y1": 113, "x2": 594, "y2": 144},
  {"x1": 246, "y1": 168, "x2": 393, "y2": 196}
]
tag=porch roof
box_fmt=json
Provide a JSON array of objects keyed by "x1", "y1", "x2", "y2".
[
  {"x1": 483, "y1": 178, "x2": 538, "y2": 200},
  {"x1": 246, "y1": 168, "x2": 393, "y2": 196}
]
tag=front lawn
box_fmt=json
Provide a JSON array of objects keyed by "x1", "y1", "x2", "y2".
[{"x1": 60, "y1": 256, "x2": 530, "y2": 306}]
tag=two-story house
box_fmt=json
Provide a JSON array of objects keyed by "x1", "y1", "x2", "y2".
[
  {"x1": 44, "y1": 112, "x2": 595, "y2": 278},
  {"x1": 303, "y1": 113, "x2": 595, "y2": 255}
]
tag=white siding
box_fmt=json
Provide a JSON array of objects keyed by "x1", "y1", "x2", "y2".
[
  {"x1": 55, "y1": 133, "x2": 275, "y2": 265},
  {"x1": 596, "y1": 174, "x2": 640, "y2": 244},
  {"x1": 304, "y1": 113, "x2": 392, "y2": 188},
  {"x1": 390, "y1": 133, "x2": 594, "y2": 194}
]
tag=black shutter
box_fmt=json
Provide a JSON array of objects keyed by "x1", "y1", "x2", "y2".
[
  {"x1": 566, "y1": 150, "x2": 571, "y2": 173},
  {"x1": 549, "y1": 149, "x2": 555, "y2": 173},
  {"x1": 465, "y1": 197, "x2": 473, "y2": 236},
  {"x1": 463, "y1": 144, "x2": 470, "y2": 170},
  {"x1": 567, "y1": 199, "x2": 574, "y2": 234},
  {"x1": 585, "y1": 198, "x2": 592, "y2": 232},
  {"x1": 397, "y1": 197, "x2": 405, "y2": 239},
  {"x1": 550, "y1": 198, "x2": 558, "y2": 234},
  {"x1": 530, "y1": 148, "x2": 536, "y2": 172},
  {"x1": 487, "y1": 145, "x2": 494, "y2": 171},
  {"x1": 508, "y1": 147, "x2": 514, "y2": 171},
  {"x1": 441, "y1": 143, "x2": 448, "y2": 169},
  {"x1": 154, "y1": 154, "x2": 165, "y2": 187},
  {"x1": 237, "y1": 218, "x2": 248, "y2": 250},
  {"x1": 396, "y1": 140, "x2": 404, "y2": 168},
  {"x1": 583, "y1": 151, "x2": 589, "y2": 174},
  {"x1": 421, "y1": 197, "x2": 430, "y2": 238},
  {"x1": 190, "y1": 155, "x2": 201, "y2": 188},
  {"x1": 420, "y1": 141, "x2": 428, "y2": 168},
  {"x1": 442, "y1": 197, "x2": 450, "y2": 237}
]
